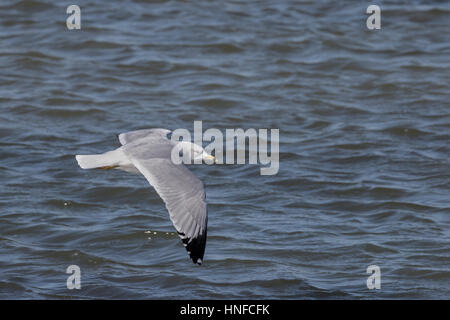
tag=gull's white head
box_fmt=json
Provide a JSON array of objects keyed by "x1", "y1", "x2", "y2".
[{"x1": 172, "y1": 141, "x2": 215, "y2": 165}]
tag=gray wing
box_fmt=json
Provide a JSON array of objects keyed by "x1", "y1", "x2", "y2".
[
  {"x1": 118, "y1": 128, "x2": 172, "y2": 145},
  {"x1": 122, "y1": 140, "x2": 207, "y2": 265}
]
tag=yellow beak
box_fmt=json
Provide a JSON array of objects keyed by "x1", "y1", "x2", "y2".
[{"x1": 205, "y1": 154, "x2": 216, "y2": 163}]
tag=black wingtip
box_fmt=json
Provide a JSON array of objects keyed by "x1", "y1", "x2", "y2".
[{"x1": 179, "y1": 229, "x2": 207, "y2": 266}]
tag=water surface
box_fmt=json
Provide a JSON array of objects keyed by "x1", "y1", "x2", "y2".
[{"x1": 0, "y1": 0, "x2": 449, "y2": 299}]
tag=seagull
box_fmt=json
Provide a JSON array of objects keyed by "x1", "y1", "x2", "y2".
[{"x1": 75, "y1": 128, "x2": 215, "y2": 265}]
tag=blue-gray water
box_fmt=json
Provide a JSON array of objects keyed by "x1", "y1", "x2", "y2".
[{"x1": 0, "y1": 0, "x2": 449, "y2": 299}]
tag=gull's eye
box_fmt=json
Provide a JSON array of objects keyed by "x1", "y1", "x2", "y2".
[{"x1": 179, "y1": 149, "x2": 183, "y2": 157}]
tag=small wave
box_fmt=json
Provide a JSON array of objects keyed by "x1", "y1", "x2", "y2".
[
  {"x1": 38, "y1": 108, "x2": 105, "y2": 118},
  {"x1": 393, "y1": 267, "x2": 450, "y2": 280},
  {"x1": 187, "y1": 98, "x2": 239, "y2": 109},
  {"x1": 333, "y1": 142, "x2": 382, "y2": 150},
  {"x1": 373, "y1": 201, "x2": 439, "y2": 212},
  {"x1": 200, "y1": 43, "x2": 244, "y2": 54},
  {"x1": 79, "y1": 40, "x2": 128, "y2": 50},
  {"x1": 381, "y1": 126, "x2": 430, "y2": 138},
  {"x1": 6, "y1": 0, "x2": 55, "y2": 10}
]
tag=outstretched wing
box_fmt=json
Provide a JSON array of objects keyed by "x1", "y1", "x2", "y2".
[
  {"x1": 123, "y1": 141, "x2": 207, "y2": 265},
  {"x1": 118, "y1": 128, "x2": 172, "y2": 145}
]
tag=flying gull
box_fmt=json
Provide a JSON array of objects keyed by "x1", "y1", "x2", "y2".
[{"x1": 75, "y1": 128, "x2": 214, "y2": 265}]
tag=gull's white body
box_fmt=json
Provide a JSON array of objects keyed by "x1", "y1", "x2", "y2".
[{"x1": 76, "y1": 148, "x2": 139, "y2": 173}]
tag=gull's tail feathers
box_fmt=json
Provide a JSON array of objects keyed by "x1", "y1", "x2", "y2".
[{"x1": 75, "y1": 148, "x2": 129, "y2": 170}]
